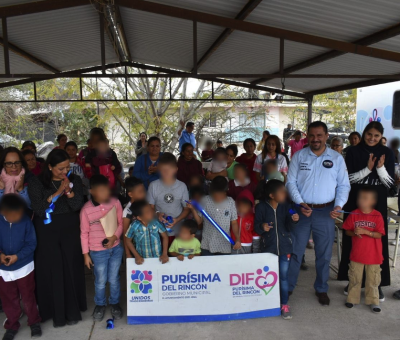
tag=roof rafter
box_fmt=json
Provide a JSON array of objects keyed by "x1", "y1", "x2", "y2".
[
  {"x1": 195, "y1": 0, "x2": 263, "y2": 70},
  {"x1": 252, "y1": 22, "x2": 400, "y2": 85}
]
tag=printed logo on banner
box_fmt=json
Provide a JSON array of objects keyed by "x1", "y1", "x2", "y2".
[
  {"x1": 130, "y1": 270, "x2": 154, "y2": 303},
  {"x1": 230, "y1": 266, "x2": 278, "y2": 297}
]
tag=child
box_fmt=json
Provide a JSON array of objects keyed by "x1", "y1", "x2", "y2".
[
  {"x1": 205, "y1": 148, "x2": 228, "y2": 180},
  {"x1": 201, "y1": 140, "x2": 214, "y2": 162},
  {"x1": 123, "y1": 176, "x2": 146, "y2": 258},
  {"x1": 147, "y1": 153, "x2": 189, "y2": 238},
  {"x1": 125, "y1": 200, "x2": 169, "y2": 265},
  {"x1": 0, "y1": 194, "x2": 41, "y2": 340},
  {"x1": 231, "y1": 190, "x2": 256, "y2": 254},
  {"x1": 227, "y1": 163, "x2": 257, "y2": 200},
  {"x1": 189, "y1": 176, "x2": 241, "y2": 255},
  {"x1": 85, "y1": 138, "x2": 122, "y2": 188},
  {"x1": 169, "y1": 220, "x2": 201, "y2": 260},
  {"x1": 65, "y1": 141, "x2": 89, "y2": 200},
  {"x1": 342, "y1": 186, "x2": 385, "y2": 313},
  {"x1": 262, "y1": 159, "x2": 284, "y2": 182},
  {"x1": 254, "y1": 180, "x2": 299, "y2": 320},
  {"x1": 80, "y1": 175, "x2": 124, "y2": 322}
]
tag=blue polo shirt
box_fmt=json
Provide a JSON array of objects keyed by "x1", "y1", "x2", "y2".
[
  {"x1": 179, "y1": 130, "x2": 196, "y2": 151},
  {"x1": 286, "y1": 146, "x2": 350, "y2": 208}
]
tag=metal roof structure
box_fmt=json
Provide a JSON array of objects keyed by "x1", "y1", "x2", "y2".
[{"x1": 1, "y1": 0, "x2": 400, "y2": 103}]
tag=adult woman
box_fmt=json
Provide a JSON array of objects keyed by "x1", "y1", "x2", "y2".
[
  {"x1": 65, "y1": 141, "x2": 89, "y2": 200},
  {"x1": 226, "y1": 144, "x2": 239, "y2": 180},
  {"x1": 338, "y1": 122, "x2": 394, "y2": 300},
  {"x1": 28, "y1": 149, "x2": 86, "y2": 327},
  {"x1": 135, "y1": 132, "x2": 148, "y2": 158},
  {"x1": 330, "y1": 136, "x2": 344, "y2": 155},
  {"x1": 22, "y1": 149, "x2": 42, "y2": 176},
  {"x1": 133, "y1": 136, "x2": 162, "y2": 189},
  {"x1": 257, "y1": 130, "x2": 270, "y2": 152},
  {"x1": 177, "y1": 143, "x2": 203, "y2": 187},
  {"x1": 0, "y1": 147, "x2": 33, "y2": 206},
  {"x1": 253, "y1": 135, "x2": 288, "y2": 182},
  {"x1": 236, "y1": 138, "x2": 257, "y2": 184},
  {"x1": 54, "y1": 134, "x2": 68, "y2": 150}
]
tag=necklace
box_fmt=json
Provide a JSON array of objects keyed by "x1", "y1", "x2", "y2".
[{"x1": 52, "y1": 180, "x2": 62, "y2": 192}]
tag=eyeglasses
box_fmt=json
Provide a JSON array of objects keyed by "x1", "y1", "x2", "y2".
[
  {"x1": 4, "y1": 161, "x2": 22, "y2": 168},
  {"x1": 331, "y1": 144, "x2": 341, "y2": 148}
]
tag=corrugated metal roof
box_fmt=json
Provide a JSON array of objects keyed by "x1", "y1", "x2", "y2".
[{"x1": 0, "y1": 47, "x2": 51, "y2": 75}]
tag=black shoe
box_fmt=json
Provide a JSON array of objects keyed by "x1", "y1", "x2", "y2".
[
  {"x1": 393, "y1": 290, "x2": 400, "y2": 300},
  {"x1": 300, "y1": 263, "x2": 308, "y2": 271},
  {"x1": 111, "y1": 303, "x2": 123, "y2": 320},
  {"x1": 315, "y1": 292, "x2": 330, "y2": 306},
  {"x1": 93, "y1": 305, "x2": 106, "y2": 322},
  {"x1": 2, "y1": 330, "x2": 17, "y2": 340},
  {"x1": 378, "y1": 287, "x2": 385, "y2": 302},
  {"x1": 344, "y1": 284, "x2": 349, "y2": 296},
  {"x1": 345, "y1": 302, "x2": 354, "y2": 308},
  {"x1": 30, "y1": 323, "x2": 42, "y2": 338},
  {"x1": 66, "y1": 320, "x2": 78, "y2": 326}
]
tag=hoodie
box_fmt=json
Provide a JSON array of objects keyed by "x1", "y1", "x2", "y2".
[
  {"x1": 254, "y1": 200, "x2": 296, "y2": 255},
  {"x1": 0, "y1": 214, "x2": 37, "y2": 272},
  {"x1": 231, "y1": 190, "x2": 256, "y2": 246}
]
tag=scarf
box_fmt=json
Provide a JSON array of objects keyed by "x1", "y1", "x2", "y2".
[{"x1": 1, "y1": 168, "x2": 25, "y2": 194}]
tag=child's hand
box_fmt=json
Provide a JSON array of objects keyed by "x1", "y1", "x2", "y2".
[
  {"x1": 157, "y1": 212, "x2": 167, "y2": 224},
  {"x1": 103, "y1": 235, "x2": 117, "y2": 249},
  {"x1": 159, "y1": 254, "x2": 169, "y2": 264},
  {"x1": 135, "y1": 255, "x2": 144, "y2": 265},
  {"x1": 85, "y1": 163, "x2": 91, "y2": 168},
  {"x1": 291, "y1": 213, "x2": 299, "y2": 222},
  {"x1": 188, "y1": 254, "x2": 195, "y2": 259},
  {"x1": 354, "y1": 227, "x2": 363, "y2": 238},
  {"x1": 177, "y1": 255, "x2": 184, "y2": 261},
  {"x1": 186, "y1": 201, "x2": 195, "y2": 211},
  {"x1": 233, "y1": 241, "x2": 241, "y2": 250},
  {"x1": 111, "y1": 165, "x2": 115, "y2": 171},
  {"x1": 263, "y1": 223, "x2": 273, "y2": 232},
  {"x1": 4, "y1": 255, "x2": 17, "y2": 266},
  {"x1": 83, "y1": 254, "x2": 93, "y2": 269},
  {"x1": 0, "y1": 253, "x2": 6, "y2": 264}
]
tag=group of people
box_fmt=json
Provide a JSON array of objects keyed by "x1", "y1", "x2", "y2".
[{"x1": 0, "y1": 119, "x2": 399, "y2": 339}]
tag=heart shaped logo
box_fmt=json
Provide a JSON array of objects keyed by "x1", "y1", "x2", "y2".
[{"x1": 255, "y1": 271, "x2": 278, "y2": 290}]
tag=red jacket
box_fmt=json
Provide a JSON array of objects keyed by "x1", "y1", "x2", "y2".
[
  {"x1": 176, "y1": 156, "x2": 204, "y2": 187},
  {"x1": 227, "y1": 179, "x2": 257, "y2": 201},
  {"x1": 231, "y1": 190, "x2": 257, "y2": 245}
]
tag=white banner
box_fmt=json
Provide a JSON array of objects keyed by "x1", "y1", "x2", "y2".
[{"x1": 126, "y1": 253, "x2": 280, "y2": 324}]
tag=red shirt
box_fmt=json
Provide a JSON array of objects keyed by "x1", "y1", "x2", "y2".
[
  {"x1": 232, "y1": 213, "x2": 255, "y2": 246},
  {"x1": 342, "y1": 209, "x2": 385, "y2": 265},
  {"x1": 227, "y1": 179, "x2": 257, "y2": 201},
  {"x1": 201, "y1": 149, "x2": 214, "y2": 161},
  {"x1": 288, "y1": 138, "x2": 307, "y2": 158},
  {"x1": 236, "y1": 153, "x2": 257, "y2": 184}
]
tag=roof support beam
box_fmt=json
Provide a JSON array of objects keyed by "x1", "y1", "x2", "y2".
[
  {"x1": 194, "y1": 0, "x2": 263, "y2": 70},
  {"x1": 116, "y1": 0, "x2": 400, "y2": 64},
  {"x1": 252, "y1": 22, "x2": 400, "y2": 84},
  {"x1": 192, "y1": 21, "x2": 197, "y2": 74},
  {"x1": 2, "y1": 17, "x2": 10, "y2": 74},
  {"x1": 99, "y1": 9, "x2": 106, "y2": 74}
]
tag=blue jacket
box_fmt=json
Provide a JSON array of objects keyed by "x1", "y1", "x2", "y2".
[
  {"x1": 254, "y1": 201, "x2": 296, "y2": 256},
  {"x1": 0, "y1": 215, "x2": 37, "y2": 271},
  {"x1": 133, "y1": 153, "x2": 162, "y2": 190}
]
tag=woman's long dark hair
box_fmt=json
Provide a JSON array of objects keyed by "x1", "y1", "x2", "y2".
[
  {"x1": 39, "y1": 149, "x2": 73, "y2": 187},
  {"x1": 262, "y1": 135, "x2": 281, "y2": 160},
  {"x1": 361, "y1": 121, "x2": 384, "y2": 146},
  {"x1": 0, "y1": 147, "x2": 28, "y2": 172}
]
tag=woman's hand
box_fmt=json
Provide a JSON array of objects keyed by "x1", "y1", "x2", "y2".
[
  {"x1": 367, "y1": 153, "x2": 377, "y2": 170},
  {"x1": 377, "y1": 154, "x2": 385, "y2": 169},
  {"x1": 15, "y1": 174, "x2": 24, "y2": 192}
]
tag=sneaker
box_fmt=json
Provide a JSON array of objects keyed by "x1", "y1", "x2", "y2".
[
  {"x1": 393, "y1": 290, "x2": 400, "y2": 300},
  {"x1": 30, "y1": 323, "x2": 42, "y2": 338},
  {"x1": 111, "y1": 303, "x2": 123, "y2": 320},
  {"x1": 2, "y1": 330, "x2": 17, "y2": 340},
  {"x1": 306, "y1": 241, "x2": 314, "y2": 249},
  {"x1": 370, "y1": 304, "x2": 381, "y2": 313},
  {"x1": 66, "y1": 320, "x2": 78, "y2": 326},
  {"x1": 345, "y1": 302, "x2": 354, "y2": 308},
  {"x1": 390, "y1": 240, "x2": 399, "y2": 246},
  {"x1": 344, "y1": 284, "x2": 349, "y2": 296},
  {"x1": 315, "y1": 292, "x2": 330, "y2": 306},
  {"x1": 379, "y1": 287, "x2": 385, "y2": 302},
  {"x1": 281, "y1": 305, "x2": 292, "y2": 320},
  {"x1": 93, "y1": 305, "x2": 106, "y2": 322}
]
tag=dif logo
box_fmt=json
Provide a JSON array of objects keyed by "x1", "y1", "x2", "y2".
[
  {"x1": 230, "y1": 266, "x2": 278, "y2": 295},
  {"x1": 131, "y1": 270, "x2": 153, "y2": 294}
]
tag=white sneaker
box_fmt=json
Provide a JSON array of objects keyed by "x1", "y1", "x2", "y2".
[{"x1": 390, "y1": 240, "x2": 399, "y2": 246}]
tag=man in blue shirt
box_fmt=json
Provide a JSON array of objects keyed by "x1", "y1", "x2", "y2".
[
  {"x1": 286, "y1": 121, "x2": 350, "y2": 306},
  {"x1": 179, "y1": 122, "x2": 196, "y2": 152}
]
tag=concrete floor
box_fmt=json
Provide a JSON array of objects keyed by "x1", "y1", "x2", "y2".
[{"x1": 1, "y1": 235, "x2": 400, "y2": 340}]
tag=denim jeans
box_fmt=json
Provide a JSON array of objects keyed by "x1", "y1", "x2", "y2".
[
  {"x1": 279, "y1": 254, "x2": 291, "y2": 305},
  {"x1": 90, "y1": 243, "x2": 123, "y2": 306}
]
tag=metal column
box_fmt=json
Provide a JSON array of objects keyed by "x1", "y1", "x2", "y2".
[{"x1": 307, "y1": 96, "x2": 313, "y2": 125}]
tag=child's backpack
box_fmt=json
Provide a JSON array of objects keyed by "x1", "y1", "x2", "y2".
[{"x1": 99, "y1": 164, "x2": 116, "y2": 188}]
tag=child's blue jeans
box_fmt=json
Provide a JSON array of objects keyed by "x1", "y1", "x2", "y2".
[
  {"x1": 279, "y1": 254, "x2": 291, "y2": 305},
  {"x1": 90, "y1": 243, "x2": 123, "y2": 306}
]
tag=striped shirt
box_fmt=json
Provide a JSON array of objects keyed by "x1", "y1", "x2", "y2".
[
  {"x1": 125, "y1": 219, "x2": 167, "y2": 258},
  {"x1": 80, "y1": 197, "x2": 123, "y2": 253}
]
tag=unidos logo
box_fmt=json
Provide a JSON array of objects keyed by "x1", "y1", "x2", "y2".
[
  {"x1": 230, "y1": 266, "x2": 278, "y2": 296},
  {"x1": 131, "y1": 270, "x2": 153, "y2": 294}
]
